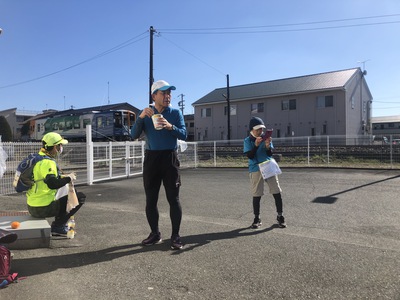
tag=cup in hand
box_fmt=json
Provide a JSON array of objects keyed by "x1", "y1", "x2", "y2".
[{"x1": 152, "y1": 114, "x2": 163, "y2": 130}]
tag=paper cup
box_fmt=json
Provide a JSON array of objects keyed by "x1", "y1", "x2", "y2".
[{"x1": 152, "y1": 114, "x2": 163, "y2": 130}]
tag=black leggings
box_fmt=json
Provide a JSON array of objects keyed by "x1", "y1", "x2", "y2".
[
  {"x1": 252, "y1": 193, "x2": 283, "y2": 216},
  {"x1": 143, "y1": 150, "x2": 182, "y2": 236},
  {"x1": 28, "y1": 191, "x2": 86, "y2": 226}
]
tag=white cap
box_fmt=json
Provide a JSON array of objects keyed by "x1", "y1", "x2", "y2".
[{"x1": 151, "y1": 80, "x2": 176, "y2": 94}]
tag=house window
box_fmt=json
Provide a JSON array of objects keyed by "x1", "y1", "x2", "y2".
[
  {"x1": 251, "y1": 103, "x2": 264, "y2": 114},
  {"x1": 282, "y1": 99, "x2": 296, "y2": 110},
  {"x1": 224, "y1": 104, "x2": 237, "y2": 116},
  {"x1": 317, "y1": 96, "x2": 334, "y2": 108},
  {"x1": 323, "y1": 124, "x2": 327, "y2": 134},
  {"x1": 201, "y1": 108, "x2": 211, "y2": 118}
]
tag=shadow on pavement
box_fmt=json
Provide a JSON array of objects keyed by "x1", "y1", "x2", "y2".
[{"x1": 13, "y1": 225, "x2": 278, "y2": 276}]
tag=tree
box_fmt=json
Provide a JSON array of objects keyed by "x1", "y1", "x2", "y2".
[{"x1": 0, "y1": 116, "x2": 12, "y2": 141}]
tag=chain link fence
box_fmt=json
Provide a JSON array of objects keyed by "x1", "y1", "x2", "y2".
[{"x1": 1, "y1": 135, "x2": 399, "y2": 195}]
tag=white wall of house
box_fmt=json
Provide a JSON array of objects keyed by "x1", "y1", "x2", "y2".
[{"x1": 193, "y1": 71, "x2": 372, "y2": 141}]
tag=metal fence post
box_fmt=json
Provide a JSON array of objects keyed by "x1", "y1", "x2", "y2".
[
  {"x1": 194, "y1": 142, "x2": 198, "y2": 168},
  {"x1": 214, "y1": 141, "x2": 217, "y2": 167},
  {"x1": 327, "y1": 136, "x2": 330, "y2": 165},
  {"x1": 108, "y1": 141, "x2": 113, "y2": 178},
  {"x1": 125, "y1": 141, "x2": 130, "y2": 176},
  {"x1": 86, "y1": 125, "x2": 94, "y2": 185}
]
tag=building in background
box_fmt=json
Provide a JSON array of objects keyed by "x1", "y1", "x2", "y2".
[
  {"x1": 0, "y1": 108, "x2": 40, "y2": 141},
  {"x1": 371, "y1": 116, "x2": 400, "y2": 141},
  {"x1": 184, "y1": 114, "x2": 195, "y2": 141},
  {"x1": 192, "y1": 68, "x2": 372, "y2": 141},
  {"x1": 0, "y1": 102, "x2": 140, "y2": 141}
]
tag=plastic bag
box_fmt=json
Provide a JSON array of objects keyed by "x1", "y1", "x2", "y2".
[
  {"x1": 66, "y1": 183, "x2": 79, "y2": 213},
  {"x1": 178, "y1": 140, "x2": 188, "y2": 152},
  {"x1": 0, "y1": 143, "x2": 8, "y2": 179},
  {"x1": 258, "y1": 158, "x2": 282, "y2": 179}
]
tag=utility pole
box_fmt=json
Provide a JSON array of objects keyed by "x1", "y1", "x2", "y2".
[
  {"x1": 357, "y1": 60, "x2": 370, "y2": 135},
  {"x1": 222, "y1": 74, "x2": 231, "y2": 140},
  {"x1": 178, "y1": 94, "x2": 185, "y2": 115},
  {"x1": 149, "y1": 26, "x2": 155, "y2": 105}
]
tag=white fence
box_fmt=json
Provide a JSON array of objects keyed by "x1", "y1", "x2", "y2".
[
  {"x1": 0, "y1": 140, "x2": 197, "y2": 195},
  {"x1": 1, "y1": 134, "x2": 399, "y2": 195}
]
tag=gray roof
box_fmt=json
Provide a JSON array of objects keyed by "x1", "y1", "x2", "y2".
[{"x1": 193, "y1": 68, "x2": 361, "y2": 106}]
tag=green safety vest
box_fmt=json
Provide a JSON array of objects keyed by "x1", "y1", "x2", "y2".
[{"x1": 26, "y1": 151, "x2": 59, "y2": 207}]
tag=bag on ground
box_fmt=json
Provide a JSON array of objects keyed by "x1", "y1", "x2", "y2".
[{"x1": 0, "y1": 245, "x2": 18, "y2": 288}]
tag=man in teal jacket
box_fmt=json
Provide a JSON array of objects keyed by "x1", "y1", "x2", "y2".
[{"x1": 131, "y1": 80, "x2": 187, "y2": 250}]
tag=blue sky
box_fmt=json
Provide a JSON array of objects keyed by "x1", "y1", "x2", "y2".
[{"x1": 0, "y1": 1, "x2": 399, "y2": 117}]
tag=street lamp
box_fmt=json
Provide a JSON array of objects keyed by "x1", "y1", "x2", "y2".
[{"x1": 0, "y1": 28, "x2": 3, "y2": 35}]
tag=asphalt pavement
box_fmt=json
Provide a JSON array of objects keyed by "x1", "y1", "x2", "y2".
[{"x1": 1, "y1": 168, "x2": 399, "y2": 300}]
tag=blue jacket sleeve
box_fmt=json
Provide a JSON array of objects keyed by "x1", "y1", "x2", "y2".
[
  {"x1": 171, "y1": 110, "x2": 187, "y2": 141},
  {"x1": 131, "y1": 114, "x2": 145, "y2": 140}
]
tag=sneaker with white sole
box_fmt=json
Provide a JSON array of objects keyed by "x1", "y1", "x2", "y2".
[
  {"x1": 142, "y1": 232, "x2": 162, "y2": 246},
  {"x1": 277, "y1": 215, "x2": 287, "y2": 228},
  {"x1": 51, "y1": 223, "x2": 68, "y2": 236},
  {"x1": 170, "y1": 234, "x2": 184, "y2": 250},
  {"x1": 251, "y1": 217, "x2": 262, "y2": 229}
]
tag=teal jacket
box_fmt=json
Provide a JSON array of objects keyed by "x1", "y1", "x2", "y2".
[
  {"x1": 131, "y1": 106, "x2": 186, "y2": 150},
  {"x1": 243, "y1": 135, "x2": 274, "y2": 173}
]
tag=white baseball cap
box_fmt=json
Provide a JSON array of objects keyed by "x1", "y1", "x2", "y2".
[{"x1": 151, "y1": 80, "x2": 176, "y2": 94}]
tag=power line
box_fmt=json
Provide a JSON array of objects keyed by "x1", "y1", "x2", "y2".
[
  {"x1": 0, "y1": 31, "x2": 148, "y2": 89},
  {"x1": 159, "y1": 34, "x2": 226, "y2": 76},
  {"x1": 2, "y1": 14, "x2": 399, "y2": 90},
  {"x1": 159, "y1": 14, "x2": 400, "y2": 34},
  {"x1": 160, "y1": 20, "x2": 400, "y2": 35}
]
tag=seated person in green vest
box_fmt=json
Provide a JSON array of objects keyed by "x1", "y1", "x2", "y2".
[{"x1": 27, "y1": 132, "x2": 86, "y2": 236}]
